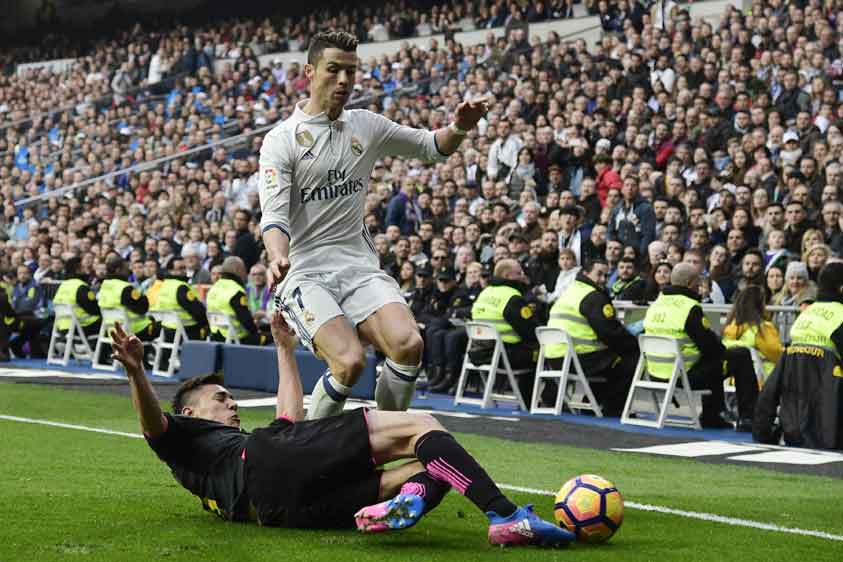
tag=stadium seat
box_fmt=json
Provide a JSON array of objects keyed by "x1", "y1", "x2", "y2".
[
  {"x1": 531, "y1": 327, "x2": 603, "y2": 417},
  {"x1": 453, "y1": 321, "x2": 529, "y2": 411},
  {"x1": 91, "y1": 308, "x2": 130, "y2": 371},
  {"x1": 620, "y1": 335, "x2": 710, "y2": 430},
  {"x1": 46, "y1": 304, "x2": 96, "y2": 367},
  {"x1": 149, "y1": 311, "x2": 188, "y2": 377},
  {"x1": 207, "y1": 312, "x2": 241, "y2": 344},
  {"x1": 177, "y1": 341, "x2": 222, "y2": 380}
]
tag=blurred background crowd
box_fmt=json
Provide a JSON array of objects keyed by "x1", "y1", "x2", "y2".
[{"x1": 2, "y1": 0, "x2": 843, "y2": 361}]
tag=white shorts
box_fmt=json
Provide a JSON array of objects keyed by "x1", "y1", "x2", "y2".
[{"x1": 273, "y1": 265, "x2": 406, "y2": 352}]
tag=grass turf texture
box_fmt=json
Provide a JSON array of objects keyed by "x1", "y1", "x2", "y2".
[{"x1": 1, "y1": 382, "x2": 841, "y2": 562}]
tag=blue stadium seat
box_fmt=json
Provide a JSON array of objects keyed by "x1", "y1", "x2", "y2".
[{"x1": 176, "y1": 341, "x2": 222, "y2": 380}]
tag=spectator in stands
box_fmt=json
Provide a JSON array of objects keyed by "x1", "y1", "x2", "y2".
[
  {"x1": 469, "y1": 258, "x2": 544, "y2": 404},
  {"x1": 611, "y1": 256, "x2": 646, "y2": 301},
  {"x1": 386, "y1": 177, "x2": 421, "y2": 235},
  {"x1": 722, "y1": 285, "x2": 783, "y2": 432},
  {"x1": 771, "y1": 262, "x2": 817, "y2": 308},
  {"x1": 608, "y1": 176, "x2": 655, "y2": 257},
  {"x1": 232, "y1": 209, "x2": 259, "y2": 271},
  {"x1": 736, "y1": 249, "x2": 766, "y2": 296},
  {"x1": 641, "y1": 260, "x2": 672, "y2": 303},
  {"x1": 765, "y1": 266, "x2": 785, "y2": 304},
  {"x1": 207, "y1": 256, "x2": 269, "y2": 346},
  {"x1": 427, "y1": 263, "x2": 482, "y2": 393},
  {"x1": 420, "y1": 265, "x2": 459, "y2": 388},
  {"x1": 804, "y1": 244, "x2": 832, "y2": 283},
  {"x1": 487, "y1": 120, "x2": 522, "y2": 181},
  {"x1": 246, "y1": 263, "x2": 271, "y2": 323},
  {"x1": 545, "y1": 258, "x2": 638, "y2": 416},
  {"x1": 183, "y1": 249, "x2": 212, "y2": 285},
  {"x1": 0, "y1": 280, "x2": 16, "y2": 361}
]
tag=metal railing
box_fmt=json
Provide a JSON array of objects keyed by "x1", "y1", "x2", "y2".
[{"x1": 613, "y1": 301, "x2": 800, "y2": 343}]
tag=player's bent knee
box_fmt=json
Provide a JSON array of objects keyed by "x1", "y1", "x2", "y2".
[
  {"x1": 330, "y1": 349, "x2": 367, "y2": 385},
  {"x1": 414, "y1": 412, "x2": 445, "y2": 435},
  {"x1": 391, "y1": 330, "x2": 423, "y2": 365}
]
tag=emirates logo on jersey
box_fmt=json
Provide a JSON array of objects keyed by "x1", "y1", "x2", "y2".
[{"x1": 351, "y1": 136, "x2": 363, "y2": 156}]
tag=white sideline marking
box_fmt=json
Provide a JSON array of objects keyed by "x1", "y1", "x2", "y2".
[
  {"x1": 498, "y1": 484, "x2": 843, "y2": 543},
  {"x1": 0, "y1": 368, "x2": 124, "y2": 380},
  {"x1": 615, "y1": 441, "x2": 843, "y2": 466},
  {"x1": 238, "y1": 397, "x2": 519, "y2": 422},
  {"x1": 1, "y1": 414, "x2": 841, "y2": 542},
  {"x1": 0, "y1": 414, "x2": 144, "y2": 439}
]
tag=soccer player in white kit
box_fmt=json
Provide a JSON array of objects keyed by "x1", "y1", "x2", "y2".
[{"x1": 259, "y1": 30, "x2": 487, "y2": 419}]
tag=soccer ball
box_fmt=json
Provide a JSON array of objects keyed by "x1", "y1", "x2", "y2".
[{"x1": 554, "y1": 474, "x2": 624, "y2": 543}]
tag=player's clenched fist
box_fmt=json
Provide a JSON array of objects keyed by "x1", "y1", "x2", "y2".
[{"x1": 268, "y1": 257, "x2": 290, "y2": 290}]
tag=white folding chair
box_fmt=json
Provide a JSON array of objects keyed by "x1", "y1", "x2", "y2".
[
  {"x1": 150, "y1": 311, "x2": 188, "y2": 377},
  {"x1": 207, "y1": 312, "x2": 241, "y2": 344},
  {"x1": 531, "y1": 327, "x2": 603, "y2": 416},
  {"x1": 47, "y1": 303, "x2": 95, "y2": 366},
  {"x1": 620, "y1": 335, "x2": 709, "y2": 429},
  {"x1": 453, "y1": 321, "x2": 530, "y2": 410},
  {"x1": 91, "y1": 308, "x2": 131, "y2": 371}
]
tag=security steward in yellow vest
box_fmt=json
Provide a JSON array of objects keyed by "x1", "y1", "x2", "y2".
[
  {"x1": 643, "y1": 263, "x2": 730, "y2": 428},
  {"x1": 754, "y1": 263, "x2": 843, "y2": 449},
  {"x1": 207, "y1": 256, "x2": 269, "y2": 346},
  {"x1": 546, "y1": 259, "x2": 639, "y2": 416},
  {"x1": 0, "y1": 278, "x2": 17, "y2": 361},
  {"x1": 53, "y1": 257, "x2": 101, "y2": 339},
  {"x1": 99, "y1": 256, "x2": 161, "y2": 341},
  {"x1": 468, "y1": 258, "x2": 547, "y2": 405},
  {"x1": 150, "y1": 257, "x2": 208, "y2": 341}
]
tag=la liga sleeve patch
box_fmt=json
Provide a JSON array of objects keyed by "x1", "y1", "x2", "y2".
[{"x1": 262, "y1": 166, "x2": 279, "y2": 189}]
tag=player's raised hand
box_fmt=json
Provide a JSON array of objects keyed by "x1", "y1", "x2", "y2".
[
  {"x1": 269, "y1": 311, "x2": 298, "y2": 352},
  {"x1": 110, "y1": 322, "x2": 144, "y2": 375},
  {"x1": 454, "y1": 99, "x2": 489, "y2": 130},
  {"x1": 267, "y1": 256, "x2": 290, "y2": 290}
]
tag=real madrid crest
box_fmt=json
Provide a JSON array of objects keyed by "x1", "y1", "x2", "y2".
[
  {"x1": 351, "y1": 136, "x2": 363, "y2": 156},
  {"x1": 295, "y1": 129, "x2": 314, "y2": 148}
]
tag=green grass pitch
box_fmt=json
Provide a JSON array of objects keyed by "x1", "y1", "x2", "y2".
[{"x1": 1, "y1": 382, "x2": 841, "y2": 562}]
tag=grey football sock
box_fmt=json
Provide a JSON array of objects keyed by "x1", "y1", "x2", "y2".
[
  {"x1": 306, "y1": 371, "x2": 351, "y2": 420},
  {"x1": 375, "y1": 358, "x2": 420, "y2": 411}
]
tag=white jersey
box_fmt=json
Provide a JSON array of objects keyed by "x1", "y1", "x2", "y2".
[{"x1": 259, "y1": 100, "x2": 446, "y2": 273}]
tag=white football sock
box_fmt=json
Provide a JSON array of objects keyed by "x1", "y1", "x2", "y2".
[
  {"x1": 306, "y1": 371, "x2": 351, "y2": 420},
  {"x1": 375, "y1": 358, "x2": 420, "y2": 411}
]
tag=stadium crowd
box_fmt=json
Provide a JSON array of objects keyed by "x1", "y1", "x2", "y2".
[{"x1": 1, "y1": 0, "x2": 843, "y2": 438}]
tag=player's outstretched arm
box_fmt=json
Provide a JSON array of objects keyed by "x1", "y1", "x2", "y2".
[
  {"x1": 110, "y1": 322, "x2": 166, "y2": 438},
  {"x1": 270, "y1": 312, "x2": 305, "y2": 422},
  {"x1": 434, "y1": 99, "x2": 489, "y2": 155}
]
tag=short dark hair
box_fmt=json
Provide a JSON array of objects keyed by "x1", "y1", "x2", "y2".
[
  {"x1": 584, "y1": 258, "x2": 609, "y2": 272},
  {"x1": 308, "y1": 30, "x2": 359, "y2": 66},
  {"x1": 618, "y1": 256, "x2": 637, "y2": 268},
  {"x1": 172, "y1": 373, "x2": 225, "y2": 414},
  {"x1": 818, "y1": 262, "x2": 843, "y2": 294}
]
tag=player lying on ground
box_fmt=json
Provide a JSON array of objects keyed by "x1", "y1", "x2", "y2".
[{"x1": 111, "y1": 316, "x2": 574, "y2": 547}]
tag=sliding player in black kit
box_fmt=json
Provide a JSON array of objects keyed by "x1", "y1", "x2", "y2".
[{"x1": 111, "y1": 315, "x2": 572, "y2": 547}]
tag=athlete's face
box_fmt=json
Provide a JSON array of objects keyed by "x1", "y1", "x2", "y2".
[
  {"x1": 185, "y1": 385, "x2": 240, "y2": 428},
  {"x1": 307, "y1": 48, "x2": 358, "y2": 119}
]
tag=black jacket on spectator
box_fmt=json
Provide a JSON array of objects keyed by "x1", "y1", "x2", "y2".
[
  {"x1": 754, "y1": 293, "x2": 843, "y2": 450},
  {"x1": 407, "y1": 285, "x2": 433, "y2": 318},
  {"x1": 234, "y1": 228, "x2": 259, "y2": 271},
  {"x1": 661, "y1": 285, "x2": 725, "y2": 361},
  {"x1": 573, "y1": 272, "x2": 639, "y2": 360},
  {"x1": 447, "y1": 285, "x2": 482, "y2": 320}
]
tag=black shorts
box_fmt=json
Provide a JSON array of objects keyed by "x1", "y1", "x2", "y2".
[{"x1": 244, "y1": 408, "x2": 381, "y2": 529}]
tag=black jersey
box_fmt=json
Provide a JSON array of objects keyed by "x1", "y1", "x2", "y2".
[{"x1": 146, "y1": 413, "x2": 252, "y2": 521}]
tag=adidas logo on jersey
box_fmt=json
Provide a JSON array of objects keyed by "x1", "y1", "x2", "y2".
[{"x1": 301, "y1": 150, "x2": 315, "y2": 160}]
